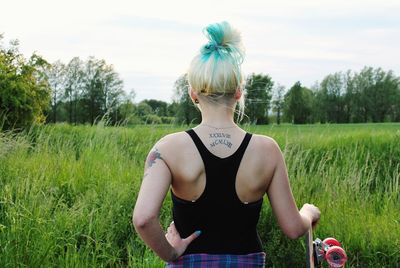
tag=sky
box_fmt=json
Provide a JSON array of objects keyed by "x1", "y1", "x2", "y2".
[{"x1": 1, "y1": 0, "x2": 400, "y2": 102}]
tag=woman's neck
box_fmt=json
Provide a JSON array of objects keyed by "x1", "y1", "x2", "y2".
[{"x1": 198, "y1": 103, "x2": 236, "y2": 128}]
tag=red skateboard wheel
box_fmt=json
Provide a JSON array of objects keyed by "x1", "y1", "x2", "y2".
[
  {"x1": 323, "y1": 237, "x2": 341, "y2": 247},
  {"x1": 325, "y1": 246, "x2": 348, "y2": 268}
]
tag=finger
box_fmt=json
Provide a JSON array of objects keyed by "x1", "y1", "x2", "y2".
[
  {"x1": 183, "y1": 230, "x2": 201, "y2": 245},
  {"x1": 312, "y1": 219, "x2": 320, "y2": 229},
  {"x1": 169, "y1": 222, "x2": 178, "y2": 234}
]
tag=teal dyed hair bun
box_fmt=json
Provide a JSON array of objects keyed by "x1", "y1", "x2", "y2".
[
  {"x1": 200, "y1": 21, "x2": 244, "y2": 65},
  {"x1": 188, "y1": 21, "x2": 245, "y2": 99},
  {"x1": 188, "y1": 21, "x2": 246, "y2": 120}
]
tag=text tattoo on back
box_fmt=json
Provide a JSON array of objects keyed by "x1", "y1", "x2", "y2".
[{"x1": 209, "y1": 132, "x2": 233, "y2": 148}]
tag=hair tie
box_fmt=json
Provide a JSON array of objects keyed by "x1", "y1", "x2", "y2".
[
  {"x1": 201, "y1": 41, "x2": 226, "y2": 56},
  {"x1": 206, "y1": 43, "x2": 223, "y2": 51}
]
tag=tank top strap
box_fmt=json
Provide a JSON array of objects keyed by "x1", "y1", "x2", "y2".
[
  {"x1": 185, "y1": 129, "x2": 212, "y2": 162},
  {"x1": 231, "y1": 132, "x2": 252, "y2": 164}
]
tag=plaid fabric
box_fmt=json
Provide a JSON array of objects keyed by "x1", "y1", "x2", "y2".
[{"x1": 166, "y1": 252, "x2": 266, "y2": 268}]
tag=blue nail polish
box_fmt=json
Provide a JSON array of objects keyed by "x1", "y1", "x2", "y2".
[{"x1": 195, "y1": 230, "x2": 202, "y2": 236}]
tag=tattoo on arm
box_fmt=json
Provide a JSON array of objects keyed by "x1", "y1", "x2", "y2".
[{"x1": 146, "y1": 148, "x2": 163, "y2": 169}]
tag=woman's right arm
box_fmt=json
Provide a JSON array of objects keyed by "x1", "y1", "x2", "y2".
[
  {"x1": 266, "y1": 139, "x2": 320, "y2": 239},
  {"x1": 132, "y1": 137, "x2": 200, "y2": 262}
]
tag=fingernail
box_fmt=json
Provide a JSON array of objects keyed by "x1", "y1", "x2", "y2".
[{"x1": 195, "y1": 230, "x2": 202, "y2": 236}]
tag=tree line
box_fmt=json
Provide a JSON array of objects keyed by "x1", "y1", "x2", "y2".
[
  {"x1": 47, "y1": 58, "x2": 181, "y2": 125},
  {"x1": 173, "y1": 68, "x2": 400, "y2": 125},
  {"x1": 1, "y1": 35, "x2": 400, "y2": 130},
  {"x1": 281, "y1": 68, "x2": 400, "y2": 124}
]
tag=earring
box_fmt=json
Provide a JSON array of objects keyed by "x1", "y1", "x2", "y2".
[{"x1": 195, "y1": 99, "x2": 199, "y2": 104}]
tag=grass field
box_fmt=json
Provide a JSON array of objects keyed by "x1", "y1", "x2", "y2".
[{"x1": 0, "y1": 123, "x2": 399, "y2": 267}]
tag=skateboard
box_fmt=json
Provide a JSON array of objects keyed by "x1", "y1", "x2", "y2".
[{"x1": 305, "y1": 229, "x2": 347, "y2": 268}]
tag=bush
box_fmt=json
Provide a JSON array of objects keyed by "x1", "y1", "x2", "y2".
[
  {"x1": 142, "y1": 114, "x2": 162, "y2": 124},
  {"x1": 161, "y1": 116, "x2": 175, "y2": 124},
  {"x1": 0, "y1": 39, "x2": 51, "y2": 130}
]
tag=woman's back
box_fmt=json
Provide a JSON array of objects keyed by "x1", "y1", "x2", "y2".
[
  {"x1": 160, "y1": 127, "x2": 276, "y2": 255},
  {"x1": 160, "y1": 127, "x2": 276, "y2": 206}
]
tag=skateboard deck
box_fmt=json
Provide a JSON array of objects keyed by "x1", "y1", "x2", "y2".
[{"x1": 305, "y1": 229, "x2": 315, "y2": 268}]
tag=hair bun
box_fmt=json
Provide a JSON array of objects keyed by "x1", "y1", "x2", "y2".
[
  {"x1": 188, "y1": 21, "x2": 246, "y2": 120},
  {"x1": 201, "y1": 21, "x2": 244, "y2": 64}
]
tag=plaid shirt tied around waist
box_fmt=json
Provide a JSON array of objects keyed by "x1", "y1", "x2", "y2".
[{"x1": 166, "y1": 252, "x2": 266, "y2": 268}]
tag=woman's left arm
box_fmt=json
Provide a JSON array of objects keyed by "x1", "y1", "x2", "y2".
[{"x1": 132, "y1": 142, "x2": 198, "y2": 262}]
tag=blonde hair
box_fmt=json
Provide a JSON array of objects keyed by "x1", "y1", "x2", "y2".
[{"x1": 188, "y1": 21, "x2": 245, "y2": 121}]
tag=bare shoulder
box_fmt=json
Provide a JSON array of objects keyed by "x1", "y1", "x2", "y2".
[
  {"x1": 250, "y1": 134, "x2": 281, "y2": 154},
  {"x1": 155, "y1": 131, "x2": 191, "y2": 148},
  {"x1": 149, "y1": 131, "x2": 198, "y2": 174},
  {"x1": 249, "y1": 134, "x2": 282, "y2": 166},
  {"x1": 236, "y1": 133, "x2": 282, "y2": 188},
  {"x1": 151, "y1": 131, "x2": 192, "y2": 157}
]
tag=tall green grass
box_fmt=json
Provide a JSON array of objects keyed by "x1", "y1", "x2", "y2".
[{"x1": 0, "y1": 123, "x2": 399, "y2": 267}]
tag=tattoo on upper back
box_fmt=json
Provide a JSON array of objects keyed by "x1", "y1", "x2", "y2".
[
  {"x1": 146, "y1": 148, "x2": 163, "y2": 169},
  {"x1": 208, "y1": 132, "x2": 233, "y2": 148}
]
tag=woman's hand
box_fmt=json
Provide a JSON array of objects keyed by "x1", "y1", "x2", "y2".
[
  {"x1": 165, "y1": 221, "x2": 201, "y2": 261},
  {"x1": 300, "y1": 203, "x2": 321, "y2": 228}
]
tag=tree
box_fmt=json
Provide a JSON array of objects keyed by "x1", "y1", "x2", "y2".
[
  {"x1": 167, "y1": 102, "x2": 179, "y2": 117},
  {"x1": 173, "y1": 74, "x2": 201, "y2": 125},
  {"x1": 244, "y1": 73, "x2": 274, "y2": 124},
  {"x1": 44, "y1": 56, "x2": 124, "y2": 125},
  {"x1": 0, "y1": 36, "x2": 51, "y2": 130},
  {"x1": 284, "y1": 82, "x2": 313, "y2": 124},
  {"x1": 64, "y1": 57, "x2": 84, "y2": 124},
  {"x1": 117, "y1": 89, "x2": 138, "y2": 125},
  {"x1": 318, "y1": 72, "x2": 348, "y2": 123},
  {"x1": 101, "y1": 62, "x2": 124, "y2": 123},
  {"x1": 136, "y1": 102, "x2": 152, "y2": 117},
  {"x1": 338, "y1": 67, "x2": 400, "y2": 123},
  {"x1": 272, "y1": 84, "x2": 285, "y2": 125},
  {"x1": 313, "y1": 67, "x2": 400, "y2": 123},
  {"x1": 45, "y1": 60, "x2": 66, "y2": 123},
  {"x1": 80, "y1": 57, "x2": 124, "y2": 124},
  {"x1": 142, "y1": 99, "x2": 168, "y2": 117},
  {"x1": 362, "y1": 67, "x2": 398, "y2": 122}
]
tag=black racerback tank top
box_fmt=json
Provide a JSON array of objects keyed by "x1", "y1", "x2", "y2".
[{"x1": 171, "y1": 129, "x2": 264, "y2": 255}]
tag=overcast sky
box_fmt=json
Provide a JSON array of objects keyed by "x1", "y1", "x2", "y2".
[{"x1": 1, "y1": 0, "x2": 400, "y2": 102}]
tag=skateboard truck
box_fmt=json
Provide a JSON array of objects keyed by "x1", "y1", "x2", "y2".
[{"x1": 312, "y1": 238, "x2": 325, "y2": 265}]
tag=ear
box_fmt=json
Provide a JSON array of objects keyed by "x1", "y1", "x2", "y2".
[
  {"x1": 190, "y1": 88, "x2": 199, "y2": 103},
  {"x1": 234, "y1": 88, "x2": 242, "y2": 100}
]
